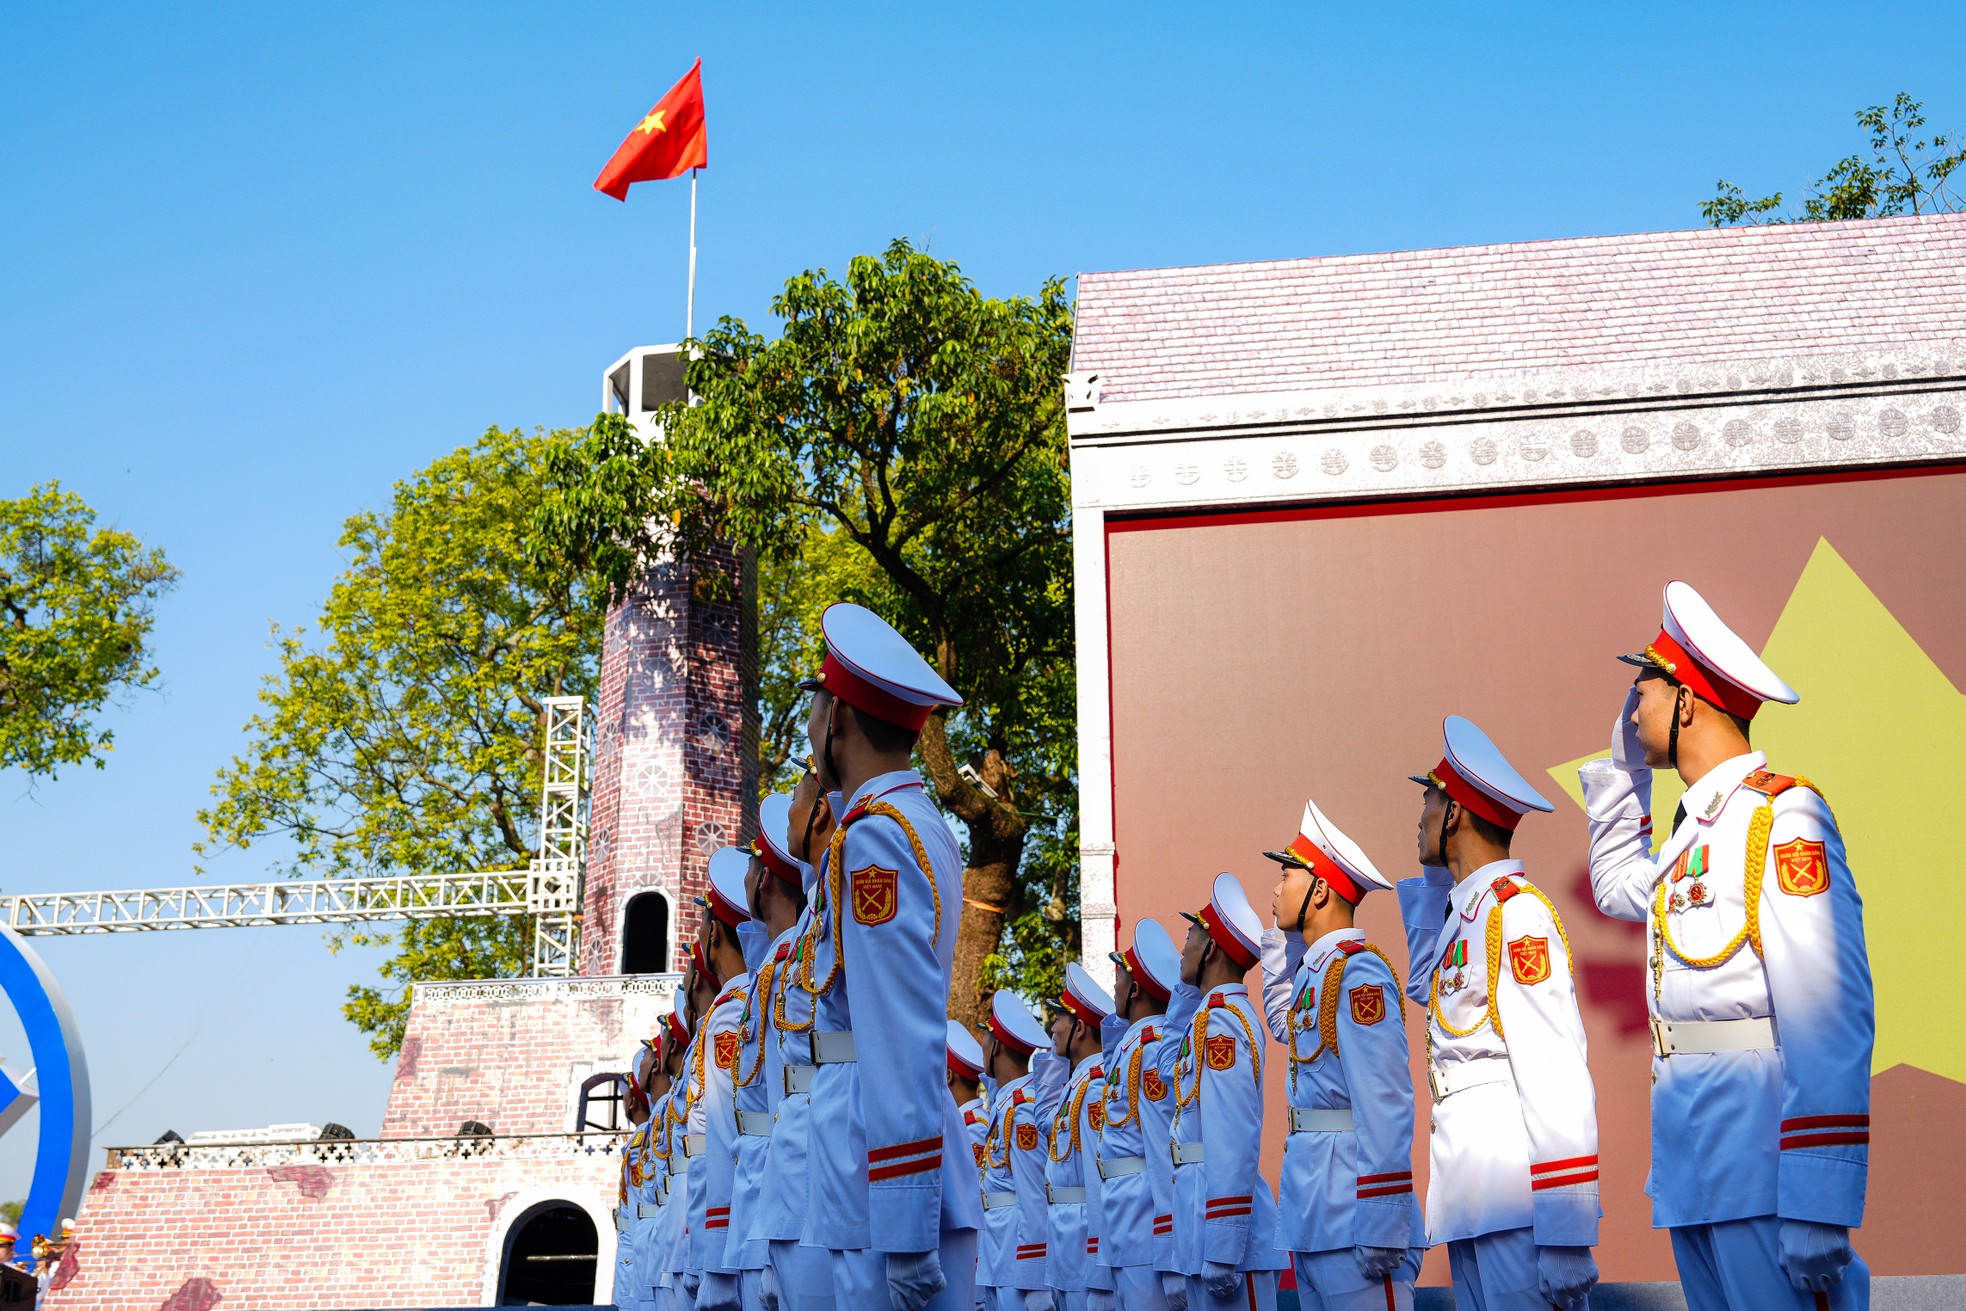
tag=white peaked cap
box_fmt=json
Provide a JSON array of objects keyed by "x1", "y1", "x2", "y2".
[
  {"x1": 802, "y1": 603, "x2": 963, "y2": 730},
  {"x1": 987, "y1": 989, "x2": 1049, "y2": 1056},
  {"x1": 1110, "y1": 918, "x2": 1181, "y2": 1001},
  {"x1": 755, "y1": 792, "x2": 802, "y2": 887},
  {"x1": 946, "y1": 1020, "x2": 985, "y2": 1079},
  {"x1": 1619, "y1": 580, "x2": 1799, "y2": 718},
  {"x1": 1412, "y1": 715, "x2": 1555, "y2": 831},
  {"x1": 1264, "y1": 797, "x2": 1392, "y2": 904},
  {"x1": 703, "y1": 846, "x2": 755, "y2": 927},
  {"x1": 1184, "y1": 872, "x2": 1263, "y2": 970},
  {"x1": 1059, "y1": 962, "x2": 1116, "y2": 1027}
]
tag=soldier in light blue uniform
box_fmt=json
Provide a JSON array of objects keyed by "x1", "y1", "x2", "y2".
[
  {"x1": 794, "y1": 603, "x2": 983, "y2": 1310},
  {"x1": 1397, "y1": 716, "x2": 1600, "y2": 1311},
  {"x1": 1258, "y1": 799, "x2": 1424, "y2": 1311},
  {"x1": 691, "y1": 847, "x2": 759, "y2": 1311},
  {"x1": 1092, "y1": 920, "x2": 1180, "y2": 1311},
  {"x1": 616, "y1": 1043, "x2": 658, "y2": 1311},
  {"x1": 1158, "y1": 873, "x2": 1288, "y2": 1311},
  {"x1": 948, "y1": 1020, "x2": 990, "y2": 1192},
  {"x1": 650, "y1": 991, "x2": 693, "y2": 1310},
  {"x1": 753, "y1": 772, "x2": 839, "y2": 1311},
  {"x1": 666, "y1": 961, "x2": 716, "y2": 1304},
  {"x1": 1042, "y1": 964, "x2": 1116, "y2": 1311},
  {"x1": 1580, "y1": 582, "x2": 1873, "y2": 1311},
  {"x1": 977, "y1": 990, "x2": 1052, "y2": 1311}
]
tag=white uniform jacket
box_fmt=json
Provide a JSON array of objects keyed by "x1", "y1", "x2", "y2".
[
  {"x1": 1397, "y1": 860, "x2": 1601, "y2": 1248},
  {"x1": 1260, "y1": 925, "x2": 1425, "y2": 1256},
  {"x1": 979, "y1": 1073, "x2": 1050, "y2": 1291},
  {"x1": 751, "y1": 906, "x2": 823, "y2": 1250},
  {"x1": 1044, "y1": 1052, "x2": 1113, "y2": 1294},
  {"x1": 1156, "y1": 982, "x2": 1288, "y2": 1276},
  {"x1": 802, "y1": 770, "x2": 984, "y2": 1253},
  {"x1": 615, "y1": 1120, "x2": 649, "y2": 1304},
  {"x1": 665, "y1": 1035, "x2": 705, "y2": 1284},
  {"x1": 692, "y1": 973, "x2": 752, "y2": 1276},
  {"x1": 1580, "y1": 750, "x2": 1873, "y2": 1230},
  {"x1": 1093, "y1": 1013, "x2": 1175, "y2": 1274}
]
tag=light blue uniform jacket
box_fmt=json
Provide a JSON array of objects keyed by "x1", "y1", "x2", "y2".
[
  {"x1": 726, "y1": 925, "x2": 797, "y2": 1268},
  {"x1": 802, "y1": 770, "x2": 985, "y2": 1254},
  {"x1": 1044, "y1": 1052, "x2": 1113, "y2": 1294},
  {"x1": 1092, "y1": 1013, "x2": 1175, "y2": 1274},
  {"x1": 694, "y1": 973, "x2": 752, "y2": 1275}
]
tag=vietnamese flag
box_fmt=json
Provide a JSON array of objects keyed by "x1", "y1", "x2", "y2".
[{"x1": 594, "y1": 59, "x2": 707, "y2": 201}]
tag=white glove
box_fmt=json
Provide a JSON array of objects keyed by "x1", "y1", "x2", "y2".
[
  {"x1": 1779, "y1": 1219, "x2": 1854, "y2": 1293},
  {"x1": 1086, "y1": 1289, "x2": 1117, "y2": 1311},
  {"x1": 1031, "y1": 1050, "x2": 1070, "y2": 1097},
  {"x1": 885, "y1": 1249, "x2": 947, "y2": 1311},
  {"x1": 1160, "y1": 1271, "x2": 1189, "y2": 1311},
  {"x1": 1535, "y1": 1245, "x2": 1598, "y2": 1309},
  {"x1": 1020, "y1": 1290, "x2": 1054, "y2": 1311},
  {"x1": 1203, "y1": 1259, "x2": 1240, "y2": 1299},
  {"x1": 1354, "y1": 1244, "x2": 1406, "y2": 1280},
  {"x1": 759, "y1": 1263, "x2": 780, "y2": 1311},
  {"x1": 1611, "y1": 686, "x2": 1652, "y2": 780},
  {"x1": 682, "y1": 1271, "x2": 702, "y2": 1300},
  {"x1": 694, "y1": 1270, "x2": 741, "y2": 1311}
]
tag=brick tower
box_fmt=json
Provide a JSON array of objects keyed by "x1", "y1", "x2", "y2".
[{"x1": 581, "y1": 343, "x2": 758, "y2": 978}]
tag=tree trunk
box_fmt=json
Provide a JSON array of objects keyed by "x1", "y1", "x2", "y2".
[{"x1": 917, "y1": 716, "x2": 1028, "y2": 1030}]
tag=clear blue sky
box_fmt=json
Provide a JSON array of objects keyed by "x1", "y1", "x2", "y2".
[{"x1": 2, "y1": 0, "x2": 1960, "y2": 1196}]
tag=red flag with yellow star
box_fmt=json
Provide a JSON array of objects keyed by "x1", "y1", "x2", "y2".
[{"x1": 594, "y1": 59, "x2": 707, "y2": 200}]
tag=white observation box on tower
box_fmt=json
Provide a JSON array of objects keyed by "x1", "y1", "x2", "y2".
[{"x1": 602, "y1": 344, "x2": 690, "y2": 441}]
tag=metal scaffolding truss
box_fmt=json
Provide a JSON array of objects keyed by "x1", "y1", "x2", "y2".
[{"x1": 0, "y1": 695, "x2": 592, "y2": 977}]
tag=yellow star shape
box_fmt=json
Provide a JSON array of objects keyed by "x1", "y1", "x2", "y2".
[{"x1": 637, "y1": 109, "x2": 667, "y2": 136}]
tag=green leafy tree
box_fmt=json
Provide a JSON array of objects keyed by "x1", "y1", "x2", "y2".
[
  {"x1": 533, "y1": 240, "x2": 1078, "y2": 1024},
  {"x1": 198, "y1": 427, "x2": 607, "y2": 1057},
  {"x1": 1, "y1": 483, "x2": 178, "y2": 779},
  {"x1": 1705, "y1": 92, "x2": 1962, "y2": 226}
]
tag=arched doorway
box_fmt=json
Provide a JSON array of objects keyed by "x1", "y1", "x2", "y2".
[
  {"x1": 620, "y1": 890, "x2": 670, "y2": 974},
  {"x1": 497, "y1": 1202, "x2": 598, "y2": 1305}
]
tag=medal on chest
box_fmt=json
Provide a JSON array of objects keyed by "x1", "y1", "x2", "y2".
[{"x1": 1438, "y1": 938, "x2": 1468, "y2": 994}]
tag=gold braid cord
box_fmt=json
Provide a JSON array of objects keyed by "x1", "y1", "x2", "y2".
[
  {"x1": 984, "y1": 1104, "x2": 1010, "y2": 1171},
  {"x1": 1105, "y1": 1041, "x2": 1146, "y2": 1130},
  {"x1": 775, "y1": 938, "x2": 815, "y2": 1033},
  {"x1": 734, "y1": 973, "x2": 772, "y2": 1089},
  {"x1": 801, "y1": 800, "x2": 943, "y2": 1002},
  {"x1": 1050, "y1": 1072, "x2": 1098, "y2": 1161}
]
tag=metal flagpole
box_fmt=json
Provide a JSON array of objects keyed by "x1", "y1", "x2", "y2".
[{"x1": 686, "y1": 167, "x2": 699, "y2": 339}]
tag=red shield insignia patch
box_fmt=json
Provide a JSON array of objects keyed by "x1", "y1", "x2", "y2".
[
  {"x1": 1508, "y1": 936, "x2": 1552, "y2": 986},
  {"x1": 972, "y1": 1143, "x2": 986, "y2": 1170},
  {"x1": 1349, "y1": 984, "x2": 1386, "y2": 1026},
  {"x1": 1204, "y1": 1034, "x2": 1237, "y2": 1071},
  {"x1": 851, "y1": 864, "x2": 898, "y2": 925},
  {"x1": 714, "y1": 1031, "x2": 740, "y2": 1071},
  {"x1": 1775, "y1": 838, "x2": 1830, "y2": 897},
  {"x1": 1015, "y1": 1123, "x2": 1039, "y2": 1152},
  {"x1": 1089, "y1": 1101, "x2": 1104, "y2": 1130},
  {"x1": 1142, "y1": 1070, "x2": 1167, "y2": 1102}
]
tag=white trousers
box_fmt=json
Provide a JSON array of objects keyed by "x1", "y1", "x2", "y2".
[
  {"x1": 767, "y1": 1238, "x2": 837, "y2": 1311},
  {"x1": 830, "y1": 1231, "x2": 980, "y2": 1311},
  {"x1": 1446, "y1": 1226, "x2": 1588, "y2": 1311},
  {"x1": 1112, "y1": 1265, "x2": 1174, "y2": 1310},
  {"x1": 1671, "y1": 1216, "x2": 1869, "y2": 1311},
  {"x1": 1183, "y1": 1271, "x2": 1278, "y2": 1311},
  {"x1": 1290, "y1": 1247, "x2": 1420, "y2": 1311}
]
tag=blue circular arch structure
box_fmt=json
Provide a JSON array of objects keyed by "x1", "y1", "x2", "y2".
[{"x1": 0, "y1": 922, "x2": 90, "y2": 1252}]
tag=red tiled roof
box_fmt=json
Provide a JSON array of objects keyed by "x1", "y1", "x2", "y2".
[{"x1": 1073, "y1": 213, "x2": 1966, "y2": 404}]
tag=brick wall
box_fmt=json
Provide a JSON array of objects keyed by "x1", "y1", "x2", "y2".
[
  {"x1": 582, "y1": 543, "x2": 757, "y2": 977},
  {"x1": 43, "y1": 1154, "x2": 618, "y2": 1311},
  {"x1": 379, "y1": 977, "x2": 674, "y2": 1140}
]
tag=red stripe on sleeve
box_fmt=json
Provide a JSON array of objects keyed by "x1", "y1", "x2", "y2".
[
  {"x1": 868, "y1": 1135, "x2": 942, "y2": 1163},
  {"x1": 1782, "y1": 1131, "x2": 1870, "y2": 1150},
  {"x1": 1530, "y1": 1154, "x2": 1599, "y2": 1175},
  {"x1": 1781, "y1": 1114, "x2": 1869, "y2": 1131},
  {"x1": 1531, "y1": 1170, "x2": 1600, "y2": 1191}
]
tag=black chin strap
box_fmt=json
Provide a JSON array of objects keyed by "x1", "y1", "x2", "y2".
[
  {"x1": 1437, "y1": 798, "x2": 1455, "y2": 870},
  {"x1": 821, "y1": 701, "x2": 843, "y2": 813},
  {"x1": 1668, "y1": 685, "x2": 1687, "y2": 772},
  {"x1": 1290, "y1": 876, "x2": 1316, "y2": 934}
]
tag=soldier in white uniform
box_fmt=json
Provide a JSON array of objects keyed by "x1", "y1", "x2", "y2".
[
  {"x1": 1578, "y1": 581, "x2": 1873, "y2": 1310},
  {"x1": 617, "y1": 1042, "x2": 659, "y2": 1311},
  {"x1": 978, "y1": 990, "x2": 1052, "y2": 1311},
  {"x1": 666, "y1": 962, "x2": 716, "y2": 1304},
  {"x1": 794, "y1": 603, "x2": 983, "y2": 1310},
  {"x1": 753, "y1": 773, "x2": 839, "y2": 1311},
  {"x1": 691, "y1": 847, "x2": 759, "y2": 1311},
  {"x1": 1396, "y1": 716, "x2": 1600, "y2": 1310},
  {"x1": 651, "y1": 990, "x2": 695, "y2": 1310},
  {"x1": 1091, "y1": 920, "x2": 1180, "y2": 1311},
  {"x1": 1258, "y1": 799, "x2": 1425, "y2": 1310},
  {"x1": 1158, "y1": 873, "x2": 1288, "y2": 1311},
  {"x1": 1042, "y1": 965, "x2": 1116, "y2": 1311},
  {"x1": 948, "y1": 1020, "x2": 990, "y2": 1189}
]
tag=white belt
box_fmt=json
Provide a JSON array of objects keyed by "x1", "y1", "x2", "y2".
[
  {"x1": 1096, "y1": 1155, "x2": 1145, "y2": 1180},
  {"x1": 1288, "y1": 1107, "x2": 1356, "y2": 1133},
  {"x1": 1047, "y1": 1184, "x2": 1087, "y2": 1204},
  {"x1": 637, "y1": 1201, "x2": 663, "y2": 1218},
  {"x1": 1651, "y1": 1015, "x2": 1778, "y2": 1058},
  {"x1": 809, "y1": 1030, "x2": 857, "y2": 1064},
  {"x1": 680, "y1": 1132, "x2": 708, "y2": 1157},
  {"x1": 1170, "y1": 1141, "x2": 1205, "y2": 1166},
  {"x1": 736, "y1": 1110, "x2": 774, "y2": 1137},
  {"x1": 982, "y1": 1190, "x2": 1018, "y2": 1210},
  {"x1": 1428, "y1": 1058, "x2": 1512, "y2": 1102},
  {"x1": 783, "y1": 1064, "x2": 814, "y2": 1095}
]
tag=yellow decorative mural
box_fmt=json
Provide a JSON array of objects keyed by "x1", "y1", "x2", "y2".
[{"x1": 1548, "y1": 538, "x2": 1964, "y2": 1082}]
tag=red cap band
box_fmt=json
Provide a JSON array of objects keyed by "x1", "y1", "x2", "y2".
[
  {"x1": 947, "y1": 1047, "x2": 982, "y2": 1079},
  {"x1": 1649, "y1": 630, "x2": 1763, "y2": 721},
  {"x1": 690, "y1": 938, "x2": 721, "y2": 988},
  {"x1": 1198, "y1": 904, "x2": 1259, "y2": 970},
  {"x1": 1432, "y1": 756, "x2": 1523, "y2": 831},
  {"x1": 1059, "y1": 988, "x2": 1104, "y2": 1029},
  {"x1": 1121, "y1": 945, "x2": 1170, "y2": 1001},
  {"x1": 817, "y1": 651, "x2": 933, "y2": 731},
  {"x1": 752, "y1": 837, "x2": 802, "y2": 889},
  {"x1": 988, "y1": 1011, "x2": 1039, "y2": 1056},
  {"x1": 1285, "y1": 833, "x2": 1365, "y2": 904}
]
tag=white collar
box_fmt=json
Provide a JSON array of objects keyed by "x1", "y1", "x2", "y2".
[
  {"x1": 1306, "y1": 926, "x2": 1364, "y2": 971},
  {"x1": 1657, "y1": 751, "x2": 1766, "y2": 867},
  {"x1": 1449, "y1": 859, "x2": 1524, "y2": 918}
]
